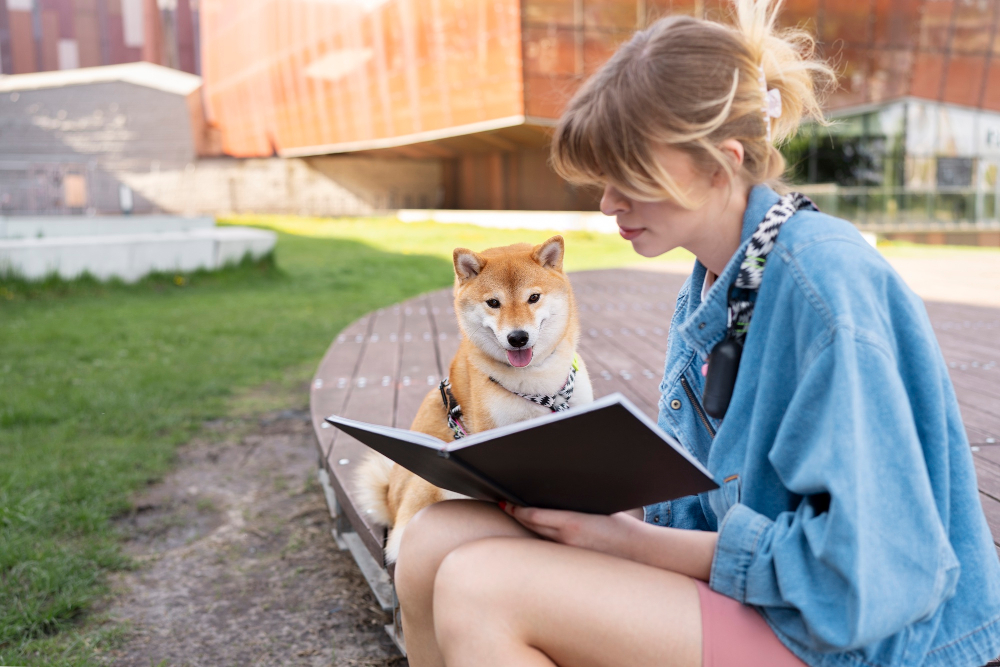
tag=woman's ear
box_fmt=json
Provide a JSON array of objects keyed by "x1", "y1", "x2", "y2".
[{"x1": 712, "y1": 139, "x2": 746, "y2": 187}]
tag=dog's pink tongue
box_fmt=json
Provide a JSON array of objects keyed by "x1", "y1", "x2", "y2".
[{"x1": 506, "y1": 347, "x2": 533, "y2": 367}]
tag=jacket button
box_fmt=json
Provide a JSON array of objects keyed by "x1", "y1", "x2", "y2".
[
  {"x1": 653, "y1": 516, "x2": 660, "y2": 523},
  {"x1": 698, "y1": 322, "x2": 706, "y2": 329},
  {"x1": 670, "y1": 399, "x2": 681, "y2": 410}
]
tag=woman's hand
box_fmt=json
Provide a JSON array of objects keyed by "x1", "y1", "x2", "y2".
[
  {"x1": 500, "y1": 502, "x2": 642, "y2": 559},
  {"x1": 500, "y1": 501, "x2": 718, "y2": 581}
]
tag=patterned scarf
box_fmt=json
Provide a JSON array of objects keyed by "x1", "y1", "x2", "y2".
[
  {"x1": 728, "y1": 193, "x2": 816, "y2": 341},
  {"x1": 439, "y1": 377, "x2": 468, "y2": 440},
  {"x1": 489, "y1": 355, "x2": 579, "y2": 413},
  {"x1": 439, "y1": 356, "x2": 580, "y2": 440}
]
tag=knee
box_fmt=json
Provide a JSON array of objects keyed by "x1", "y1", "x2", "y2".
[
  {"x1": 433, "y1": 540, "x2": 502, "y2": 648},
  {"x1": 395, "y1": 500, "x2": 476, "y2": 605}
]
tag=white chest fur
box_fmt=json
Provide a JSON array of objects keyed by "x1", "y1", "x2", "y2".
[
  {"x1": 483, "y1": 366, "x2": 594, "y2": 428},
  {"x1": 486, "y1": 386, "x2": 554, "y2": 427}
]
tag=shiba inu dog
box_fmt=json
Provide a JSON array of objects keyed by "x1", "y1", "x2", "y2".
[{"x1": 356, "y1": 235, "x2": 593, "y2": 563}]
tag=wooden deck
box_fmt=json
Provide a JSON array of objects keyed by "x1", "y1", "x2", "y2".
[{"x1": 309, "y1": 267, "x2": 1000, "y2": 571}]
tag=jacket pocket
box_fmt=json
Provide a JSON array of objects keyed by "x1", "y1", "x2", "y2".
[
  {"x1": 709, "y1": 474, "x2": 742, "y2": 520},
  {"x1": 722, "y1": 474, "x2": 741, "y2": 506}
]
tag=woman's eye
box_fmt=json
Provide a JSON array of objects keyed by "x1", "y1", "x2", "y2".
[
  {"x1": 486, "y1": 299, "x2": 501, "y2": 309},
  {"x1": 528, "y1": 293, "x2": 541, "y2": 304}
]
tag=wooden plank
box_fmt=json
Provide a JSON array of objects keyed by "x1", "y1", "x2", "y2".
[
  {"x1": 578, "y1": 305, "x2": 670, "y2": 370},
  {"x1": 924, "y1": 300, "x2": 1000, "y2": 322},
  {"x1": 950, "y1": 373, "x2": 1000, "y2": 406},
  {"x1": 394, "y1": 297, "x2": 443, "y2": 431},
  {"x1": 976, "y1": 458, "x2": 1000, "y2": 505},
  {"x1": 980, "y1": 492, "x2": 1000, "y2": 548},
  {"x1": 575, "y1": 311, "x2": 672, "y2": 411},
  {"x1": 934, "y1": 322, "x2": 1000, "y2": 349},
  {"x1": 924, "y1": 302, "x2": 1000, "y2": 347},
  {"x1": 938, "y1": 342, "x2": 1000, "y2": 372},
  {"x1": 337, "y1": 306, "x2": 403, "y2": 427},
  {"x1": 972, "y1": 443, "x2": 1000, "y2": 548},
  {"x1": 426, "y1": 288, "x2": 461, "y2": 376},
  {"x1": 974, "y1": 446, "x2": 1000, "y2": 469},
  {"x1": 569, "y1": 268, "x2": 688, "y2": 300},
  {"x1": 324, "y1": 450, "x2": 384, "y2": 563},
  {"x1": 578, "y1": 301, "x2": 674, "y2": 361},
  {"x1": 968, "y1": 425, "x2": 1000, "y2": 446},
  {"x1": 326, "y1": 306, "x2": 404, "y2": 564},
  {"x1": 953, "y1": 399, "x2": 1000, "y2": 444},
  {"x1": 576, "y1": 337, "x2": 659, "y2": 418},
  {"x1": 310, "y1": 316, "x2": 371, "y2": 459}
]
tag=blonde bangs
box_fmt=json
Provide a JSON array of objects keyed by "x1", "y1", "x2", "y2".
[{"x1": 551, "y1": 80, "x2": 701, "y2": 209}]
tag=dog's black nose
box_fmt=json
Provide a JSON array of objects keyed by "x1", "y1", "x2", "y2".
[{"x1": 507, "y1": 330, "x2": 530, "y2": 348}]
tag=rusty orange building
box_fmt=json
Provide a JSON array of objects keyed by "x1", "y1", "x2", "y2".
[{"x1": 198, "y1": 0, "x2": 1000, "y2": 210}]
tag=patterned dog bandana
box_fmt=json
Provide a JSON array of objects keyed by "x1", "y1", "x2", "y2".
[{"x1": 439, "y1": 356, "x2": 580, "y2": 440}]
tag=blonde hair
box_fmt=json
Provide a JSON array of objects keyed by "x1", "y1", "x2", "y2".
[{"x1": 551, "y1": 0, "x2": 836, "y2": 208}]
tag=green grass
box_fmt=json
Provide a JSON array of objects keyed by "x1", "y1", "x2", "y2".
[
  {"x1": 221, "y1": 214, "x2": 696, "y2": 270},
  {"x1": 0, "y1": 217, "x2": 683, "y2": 665}
]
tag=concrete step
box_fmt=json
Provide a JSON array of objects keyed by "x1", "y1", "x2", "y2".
[
  {"x1": 0, "y1": 215, "x2": 215, "y2": 239},
  {"x1": 0, "y1": 226, "x2": 277, "y2": 282}
]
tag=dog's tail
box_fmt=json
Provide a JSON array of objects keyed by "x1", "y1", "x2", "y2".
[{"x1": 354, "y1": 453, "x2": 394, "y2": 527}]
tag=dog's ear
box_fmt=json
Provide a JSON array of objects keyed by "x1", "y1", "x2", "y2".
[
  {"x1": 532, "y1": 235, "x2": 564, "y2": 272},
  {"x1": 453, "y1": 248, "x2": 486, "y2": 282}
]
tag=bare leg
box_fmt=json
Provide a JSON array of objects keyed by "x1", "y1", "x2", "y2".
[
  {"x1": 394, "y1": 500, "x2": 538, "y2": 667},
  {"x1": 433, "y1": 537, "x2": 702, "y2": 667}
]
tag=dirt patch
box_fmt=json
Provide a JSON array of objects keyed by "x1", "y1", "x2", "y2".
[{"x1": 99, "y1": 400, "x2": 406, "y2": 667}]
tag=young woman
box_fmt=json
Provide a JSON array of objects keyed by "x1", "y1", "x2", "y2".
[{"x1": 392, "y1": 2, "x2": 1000, "y2": 665}]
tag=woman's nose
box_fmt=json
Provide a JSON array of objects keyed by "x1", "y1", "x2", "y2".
[{"x1": 600, "y1": 185, "x2": 631, "y2": 216}]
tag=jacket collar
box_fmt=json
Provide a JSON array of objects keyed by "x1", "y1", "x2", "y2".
[{"x1": 675, "y1": 184, "x2": 781, "y2": 359}]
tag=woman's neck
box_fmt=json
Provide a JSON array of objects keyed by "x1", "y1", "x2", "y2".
[{"x1": 689, "y1": 181, "x2": 753, "y2": 277}]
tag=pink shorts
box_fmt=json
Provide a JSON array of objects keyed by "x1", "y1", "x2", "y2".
[{"x1": 696, "y1": 580, "x2": 807, "y2": 667}]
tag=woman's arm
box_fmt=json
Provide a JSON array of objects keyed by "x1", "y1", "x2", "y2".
[
  {"x1": 503, "y1": 504, "x2": 718, "y2": 581},
  {"x1": 709, "y1": 330, "x2": 961, "y2": 651}
]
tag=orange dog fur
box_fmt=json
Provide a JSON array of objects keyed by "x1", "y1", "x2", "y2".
[{"x1": 355, "y1": 236, "x2": 594, "y2": 563}]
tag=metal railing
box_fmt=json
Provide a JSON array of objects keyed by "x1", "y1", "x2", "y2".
[{"x1": 797, "y1": 185, "x2": 1000, "y2": 231}]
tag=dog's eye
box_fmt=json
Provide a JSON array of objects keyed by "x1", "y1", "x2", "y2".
[
  {"x1": 528, "y1": 293, "x2": 540, "y2": 304},
  {"x1": 486, "y1": 299, "x2": 501, "y2": 309}
]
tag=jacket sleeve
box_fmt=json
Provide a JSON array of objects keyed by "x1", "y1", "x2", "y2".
[
  {"x1": 644, "y1": 494, "x2": 715, "y2": 530},
  {"x1": 709, "y1": 328, "x2": 961, "y2": 651}
]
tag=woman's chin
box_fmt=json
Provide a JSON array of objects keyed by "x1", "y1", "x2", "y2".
[{"x1": 630, "y1": 238, "x2": 669, "y2": 258}]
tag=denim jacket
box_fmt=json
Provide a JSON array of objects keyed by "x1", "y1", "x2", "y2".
[{"x1": 645, "y1": 185, "x2": 1000, "y2": 667}]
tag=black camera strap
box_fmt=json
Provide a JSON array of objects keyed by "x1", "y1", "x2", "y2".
[{"x1": 701, "y1": 193, "x2": 816, "y2": 420}]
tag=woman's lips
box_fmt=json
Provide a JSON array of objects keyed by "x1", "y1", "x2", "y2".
[{"x1": 618, "y1": 225, "x2": 644, "y2": 241}]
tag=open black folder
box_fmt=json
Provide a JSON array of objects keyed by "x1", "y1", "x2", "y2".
[{"x1": 325, "y1": 392, "x2": 718, "y2": 514}]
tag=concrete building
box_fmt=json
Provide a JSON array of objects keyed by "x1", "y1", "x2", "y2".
[
  {"x1": 789, "y1": 99, "x2": 1000, "y2": 245},
  {"x1": 0, "y1": 62, "x2": 213, "y2": 214},
  {"x1": 0, "y1": 61, "x2": 446, "y2": 216}
]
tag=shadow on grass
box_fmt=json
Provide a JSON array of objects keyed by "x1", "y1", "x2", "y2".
[{"x1": 0, "y1": 233, "x2": 452, "y2": 665}]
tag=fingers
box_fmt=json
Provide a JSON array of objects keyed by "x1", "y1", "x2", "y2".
[
  {"x1": 496, "y1": 503, "x2": 637, "y2": 558},
  {"x1": 499, "y1": 502, "x2": 546, "y2": 533},
  {"x1": 499, "y1": 502, "x2": 585, "y2": 545},
  {"x1": 501, "y1": 502, "x2": 570, "y2": 527}
]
